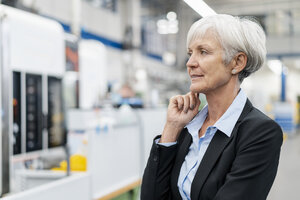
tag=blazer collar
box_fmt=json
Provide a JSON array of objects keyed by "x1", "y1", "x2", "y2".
[{"x1": 190, "y1": 99, "x2": 253, "y2": 200}]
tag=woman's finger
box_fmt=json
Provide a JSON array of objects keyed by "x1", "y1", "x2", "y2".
[
  {"x1": 189, "y1": 92, "x2": 195, "y2": 110},
  {"x1": 194, "y1": 93, "x2": 201, "y2": 110},
  {"x1": 183, "y1": 95, "x2": 190, "y2": 113},
  {"x1": 175, "y1": 95, "x2": 184, "y2": 110}
]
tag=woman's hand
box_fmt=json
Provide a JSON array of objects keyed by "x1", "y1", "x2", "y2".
[{"x1": 160, "y1": 92, "x2": 200, "y2": 143}]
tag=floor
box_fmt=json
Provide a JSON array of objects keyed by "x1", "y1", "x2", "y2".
[
  {"x1": 112, "y1": 188, "x2": 139, "y2": 200},
  {"x1": 268, "y1": 133, "x2": 300, "y2": 200}
]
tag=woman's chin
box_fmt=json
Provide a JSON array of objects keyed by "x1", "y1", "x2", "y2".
[{"x1": 190, "y1": 85, "x2": 202, "y2": 93}]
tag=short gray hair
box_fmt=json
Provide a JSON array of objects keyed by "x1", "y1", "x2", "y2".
[{"x1": 187, "y1": 14, "x2": 266, "y2": 82}]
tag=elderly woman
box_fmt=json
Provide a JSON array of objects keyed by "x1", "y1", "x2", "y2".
[{"x1": 141, "y1": 14, "x2": 283, "y2": 200}]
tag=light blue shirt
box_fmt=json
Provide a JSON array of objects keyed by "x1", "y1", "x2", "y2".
[
  {"x1": 178, "y1": 90, "x2": 247, "y2": 200},
  {"x1": 158, "y1": 89, "x2": 247, "y2": 200}
]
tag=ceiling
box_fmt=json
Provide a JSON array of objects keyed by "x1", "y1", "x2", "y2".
[
  {"x1": 141, "y1": 0, "x2": 180, "y2": 16},
  {"x1": 209, "y1": 0, "x2": 300, "y2": 15}
]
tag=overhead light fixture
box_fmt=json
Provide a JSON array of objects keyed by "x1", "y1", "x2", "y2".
[
  {"x1": 167, "y1": 11, "x2": 177, "y2": 21},
  {"x1": 157, "y1": 11, "x2": 179, "y2": 34},
  {"x1": 183, "y1": 0, "x2": 217, "y2": 17}
]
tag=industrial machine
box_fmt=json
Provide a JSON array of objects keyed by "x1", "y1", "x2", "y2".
[{"x1": 0, "y1": 4, "x2": 66, "y2": 196}]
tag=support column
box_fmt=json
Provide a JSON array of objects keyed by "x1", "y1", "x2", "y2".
[
  {"x1": 71, "y1": 0, "x2": 81, "y2": 37},
  {"x1": 281, "y1": 65, "x2": 286, "y2": 102},
  {"x1": 121, "y1": 0, "x2": 141, "y2": 84}
]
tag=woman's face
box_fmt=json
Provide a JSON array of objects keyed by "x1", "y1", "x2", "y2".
[{"x1": 187, "y1": 31, "x2": 233, "y2": 94}]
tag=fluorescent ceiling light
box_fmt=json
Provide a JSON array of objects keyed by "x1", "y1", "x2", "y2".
[
  {"x1": 183, "y1": 0, "x2": 217, "y2": 17},
  {"x1": 167, "y1": 11, "x2": 177, "y2": 21},
  {"x1": 157, "y1": 17, "x2": 179, "y2": 34}
]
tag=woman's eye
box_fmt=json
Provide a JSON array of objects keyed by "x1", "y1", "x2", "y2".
[
  {"x1": 187, "y1": 52, "x2": 192, "y2": 57},
  {"x1": 200, "y1": 50, "x2": 207, "y2": 55}
]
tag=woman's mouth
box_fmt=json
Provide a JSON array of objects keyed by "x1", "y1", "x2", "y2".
[{"x1": 190, "y1": 74, "x2": 204, "y2": 80}]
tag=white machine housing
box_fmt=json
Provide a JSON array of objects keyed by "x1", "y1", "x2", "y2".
[
  {"x1": 3, "y1": 5, "x2": 65, "y2": 76},
  {"x1": 79, "y1": 40, "x2": 107, "y2": 109}
]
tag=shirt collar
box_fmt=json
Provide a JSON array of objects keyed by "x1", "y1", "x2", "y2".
[
  {"x1": 185, "y1": 89, "x2": 247, "y2": 138},
  {"x1": 214, "y1": 89, "x2": 247, "y2": 137},
  {"x1": 185, "y1": 105, "x2": 208, "y2": 140}
]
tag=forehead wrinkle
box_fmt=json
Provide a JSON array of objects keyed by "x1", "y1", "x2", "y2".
[
  {"x1": 188, "y1": 36, "x2": 222, "y2": 51},
  {"x1": 188, "y1": 27, "x2": 218, "y2": 45}
]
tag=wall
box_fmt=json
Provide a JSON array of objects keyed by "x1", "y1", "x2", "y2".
[
  {"x1": 242, "y1": 65, "x2": 281, "y2": 112},
  {"x1": 242, "y1": 62, "x2": 300, "y2": 117},
  {"x1": 33, "y1": 0, "x2": 125, "y2": 43}
]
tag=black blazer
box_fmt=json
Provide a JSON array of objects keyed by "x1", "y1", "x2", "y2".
[{"x1": 141, "y1": 99, "x2": 283, "y2": 200}]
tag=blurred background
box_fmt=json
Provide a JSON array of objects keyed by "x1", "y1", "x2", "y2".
[{"x1": 0, "y1": 0, "x2": 299, "y2": 199}]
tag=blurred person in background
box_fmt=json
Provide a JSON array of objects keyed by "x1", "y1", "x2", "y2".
[
  {"x1": 119, "y1": 83, "x2": 135, "y2": 98},
  {"x1": 141, "y1": 14, "x2": 283, "y2": 200},
  {"x1": 115, "y1": 83, "x2": 143, "y2": 108}
]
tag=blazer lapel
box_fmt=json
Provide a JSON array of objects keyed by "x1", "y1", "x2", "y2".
[
  {"x1": 190, "y1": 99, "x2": 253, "y2": 200},
  {"x1": 171, "y1": 129, "x2": 192, "y2": 199},
  {"x1": 190, "y1": 130, "x2": 232, "y2": 199}
]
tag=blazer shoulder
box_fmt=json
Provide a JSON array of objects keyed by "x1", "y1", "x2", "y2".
[
  {"x1": 243, "y1": 107, "x2": 281, "y2": 130},
  {"x1": 237, "y1": 107, "x2": 283, "y2": 148}
]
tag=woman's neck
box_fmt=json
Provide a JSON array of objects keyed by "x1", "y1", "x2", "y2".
[{"x1": 205, "y1": 81, "x2": 240, "y2": 122}]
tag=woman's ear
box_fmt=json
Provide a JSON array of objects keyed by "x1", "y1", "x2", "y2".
[{"x1": 231, "y1": 52, "x2": 247, "y2": 74}]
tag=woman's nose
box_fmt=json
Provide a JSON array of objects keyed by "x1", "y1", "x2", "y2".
[{"x1": 186, "y1": 55, "x2": 198, "y2": 68}]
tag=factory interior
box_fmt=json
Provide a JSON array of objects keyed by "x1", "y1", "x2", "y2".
[{"x1": 0, "y1": 0, "x2": 300, "y2": 199}]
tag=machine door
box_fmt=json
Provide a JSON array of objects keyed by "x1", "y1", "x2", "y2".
[
  {"x1": 13, "y1": 71, "x2": 21, "y2": 154},
  {"x1": 26, "y1": 74, "x2": 43, "y2": 152},
  {"x1": 48, "y1": 77, "x2": 66, "y2": 148}
]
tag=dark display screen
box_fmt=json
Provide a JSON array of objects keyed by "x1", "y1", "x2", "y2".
[
  {"x1": 13, "y1": 71, "x2": 21, "y2": 154},
  {"x1": 26, "y1": 74, "x2": 43, "y2": 152},
  {"x1": 48, "y1": 77, "x2": 66, "y2": 148}
]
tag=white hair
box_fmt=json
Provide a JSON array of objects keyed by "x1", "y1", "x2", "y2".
[{"x1": 187, "y1": 14, "x2": 266, "y2": 82}]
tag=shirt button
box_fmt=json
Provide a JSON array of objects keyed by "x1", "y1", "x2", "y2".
[{"x1": 153, "y1": 155, "x2": 158, "y2": 162}]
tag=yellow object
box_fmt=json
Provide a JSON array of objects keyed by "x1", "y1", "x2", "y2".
[
  {"x1": 51, "y1": 154, "x2": 87, "y2": 172},
  {"x1": 265, "y1": 103, "x2": 274, "y2": 119},
  {"x1": 283, "y1": 133, "x2": 288, "y2": 141}
]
